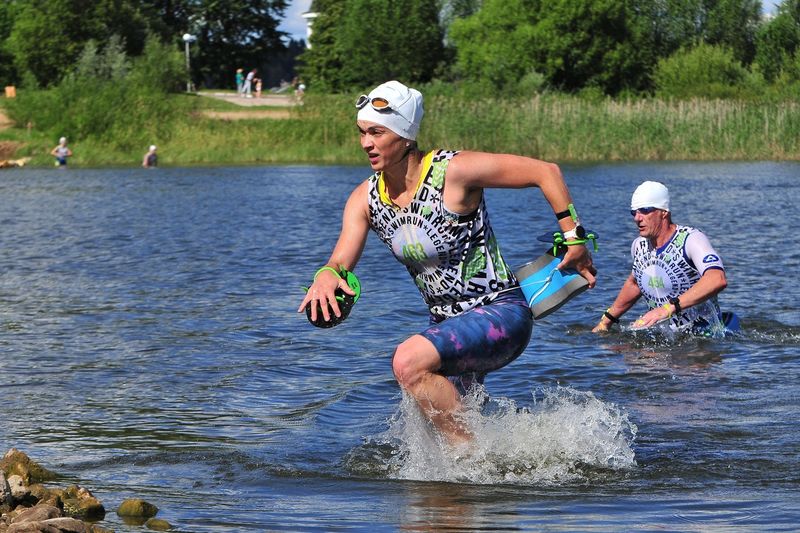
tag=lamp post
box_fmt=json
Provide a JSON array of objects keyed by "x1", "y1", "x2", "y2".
[{"x1": 182, "y1": 33, "x2": 196, "y2": 93}]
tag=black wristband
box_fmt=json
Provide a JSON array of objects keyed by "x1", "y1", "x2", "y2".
[
  {"x1": 555, "y1": 208, "x2": 572, "y2": 220},
  {"x1": 603, "y1": 310, "x2": 619, "y2": 324},
  {"x1": 669, "y1": 297, "x2": 682, "y2": 315}
]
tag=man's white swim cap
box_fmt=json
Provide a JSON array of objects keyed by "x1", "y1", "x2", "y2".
[
  {"x1": 356, "y1": 80, "x2": 423, "y2": 140},
  {"x1": 150, "y1": 145, "x2": 157, "y2": 151},
  {"x1": 631, "y1": 181, "x2": 670, "y2": 211},
  {"x1": 59, "y1": 137, "x2": 67, "y2": 144}
]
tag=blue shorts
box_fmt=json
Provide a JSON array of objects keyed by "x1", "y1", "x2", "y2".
[{"x1": 420, "y1": 289, "x2": 533, "y2": 390}]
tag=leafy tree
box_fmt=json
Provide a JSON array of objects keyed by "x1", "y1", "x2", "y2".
[
  {"x1": 5, "y1": 0, "x2": 152, "y2": 87},
  {"x1": 634, "y1": 0, "x2": 703, "y2": 60},
  {"x1": 4, "y1": 0, "x2": 290, "y2": 90},
  {"x1": 755, "y1": 0, "x2": 800, "y2": 82},
  {"x1": 440, "y1": 0, "x2": 483, "y2": 42},
  {"x1": 530, "y1": 0, "x2": 654, "y2": 94},
  {"x1": 449, "y1": 0, "x2": 763, "y2": 94},
  {"x1": 187, "y1": 0, "x2": 289, "y2": 88},
  {"x1": 654, "y1": 41, "x2": 751, "y2": 97},
  {"x1": 92, "y1": 0, "x2": 151, "y2": 56},
  {"x1": 702, "y1": 0, "x2": 762, "y2": 64},
  {"x1": 385, "y1": 0, "x2": 444, "y2": 84},
  {"x1": 72, "y1": 36, "x2": 130, "y2": 83},
  {"x1": 301, "y1": 0, "x2": 444, "y2": 92},
  {"x1": 6, "y1": 33, "x2": 187, "y2": 147},
  {"x1": 633, "y1": 0, "x2": 760, "y2": 64},
  {"x1": 128, "y1": 33, "x2": 186, "y2": 93},
  {"x1": 297, "y1": 0, "x2": 347, "y2": 91},
  {"x1": 451, "y1": 0, "x2": 657, "y2": 94},
  {"x1": 6, "y1": 0, "x2": 93, "y2": 86},
  {"x1": 139, "y1": 0, "x2": 192, "y2": 40},
  {"x1": 0, "y1": 2, "x2": 18, "y2": 85},
  {"x1": 449, "y1": 0, "x2": 541, "y2": 90}
]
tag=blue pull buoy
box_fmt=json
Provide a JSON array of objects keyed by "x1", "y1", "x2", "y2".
[
  {"x1": 515, "y1": 249, "x2": 589, "y2": 319},
  {"x1": 516, "y1": 229, "x2": 597, "y2": 319}
]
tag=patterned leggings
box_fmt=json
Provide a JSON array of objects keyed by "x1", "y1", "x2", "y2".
[{"x1": 420, "y1": 289, "x2": 533, "y2": 393}]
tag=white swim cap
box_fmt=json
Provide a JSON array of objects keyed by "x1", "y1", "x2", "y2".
[
  {"x1": 149, "y1": 145, "x2": 157, "y2": 151},
  {"x1": 631, "y1": 181, "x2": 670, "y2": 212},
  {"x1": 59, "y1": 137, "x2": 67, "y2": 144},
  {"x1": 356, "y1": 80, "x2": 423, "y2": 140}
]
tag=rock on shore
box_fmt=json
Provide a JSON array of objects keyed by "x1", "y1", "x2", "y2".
[{"x1": 0, "y1": 448, "x2": 172, "y2": 532}]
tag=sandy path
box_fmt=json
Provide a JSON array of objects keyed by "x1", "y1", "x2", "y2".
[{"x1": 198, "y1": 92, "x2": 297, "y2": 107}]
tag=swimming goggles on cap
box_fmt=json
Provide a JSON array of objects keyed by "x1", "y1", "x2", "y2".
[
  {"x1": 630, "y1": 206, "x2": 658, "y2": 216},
  {"x1": 355, "y1": 95, "x2": 392, "y2": 111}
]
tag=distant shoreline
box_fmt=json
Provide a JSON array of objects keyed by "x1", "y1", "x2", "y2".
[{"x1": 2, "y1": 93, "x2": 798, "y2": 166}]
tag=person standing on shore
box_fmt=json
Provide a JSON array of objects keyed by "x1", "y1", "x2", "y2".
[
  {"x1": 243, "y1": 69, "x2": 256, "y2": 98},
  {"x1": 142, "y1": 145, "x2": 158, "y2": 168},
  {"x1": 235, "y1": 68, "x2": 244, "y2": 95},
  {"x1": 298, "y1": 80, "x2": 596, "y2": 447},
  {"x1": 592, "y1": 181, "x2": 728, "y2": 333},
  {"x1": 50, "y1": 137, "x2": 72, "y2": 167}
]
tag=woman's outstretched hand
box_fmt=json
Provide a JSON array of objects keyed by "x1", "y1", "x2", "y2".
[{"x1": 298, "y1": 269, "x2": 356, "y2": 323}]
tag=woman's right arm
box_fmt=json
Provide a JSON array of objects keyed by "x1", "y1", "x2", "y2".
[{"x1": 297, "y1": 181, "x2": 371, "y2": 322}]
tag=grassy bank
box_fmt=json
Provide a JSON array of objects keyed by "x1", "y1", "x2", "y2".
[{"x1": 2, "y1": 92, "x2": 799, "y2": 166}]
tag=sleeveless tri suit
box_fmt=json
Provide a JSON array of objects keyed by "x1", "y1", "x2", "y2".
[
  {"x1": 366, "y1": 150, "x2": 533, "y2": 387},
  {"x1": 631, "y1": 225, "x2": 725, "y2": 331}
]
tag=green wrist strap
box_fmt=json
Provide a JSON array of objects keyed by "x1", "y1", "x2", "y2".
[
  {"x1": 314, "y1": 265, "x2": 341, "y2": 281},
  {"x1": 568, "y1": 203, "x2": 579, "y2": 222},
  {"x1": 551, "y1": 232, "x2": 599, "y2": 254}
]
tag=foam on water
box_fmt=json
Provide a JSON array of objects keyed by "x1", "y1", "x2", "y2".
[{"x1": 351, "y1": 385, "x2": 637, "y2": 485}]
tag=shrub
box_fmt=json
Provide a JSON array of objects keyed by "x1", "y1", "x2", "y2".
[
  {"x1": 5, "y1": 34, "x2": 189, "y2": 150},
  {"x1": 654, "y1": 43, "x2": 751, "y2": 99}
]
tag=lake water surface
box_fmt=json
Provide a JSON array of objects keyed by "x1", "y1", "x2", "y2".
[{"x1": 1, "y1": 161, "x2": 798, "y2": 531}]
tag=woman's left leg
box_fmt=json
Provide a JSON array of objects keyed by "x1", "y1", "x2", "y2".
[
  {"x1": 392, "y1": 291, "x2": 533, "y2": 446},
  {"x1": 392, "y1": 335, "x2": 472, "y2": 446}
]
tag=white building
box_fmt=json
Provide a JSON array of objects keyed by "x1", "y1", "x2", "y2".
[{"x1": 301, "y1": 10, "x2": 318, "y2": 48}]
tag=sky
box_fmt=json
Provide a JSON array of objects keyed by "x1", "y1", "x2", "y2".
[
  {"x1": 278, "y1": 0, "x2": 784, "y2": 43},
  {"x1": 278, "y1": 0, "x2": 313, "y2": 43},
  {"x1": 764, "y1": 0, "x2": 782, "y2": 15}
]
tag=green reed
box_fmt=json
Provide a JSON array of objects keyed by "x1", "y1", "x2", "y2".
[
  {"x1": 421, "y1": 95, "x2": 800, "y2": 161},
  {"x1": 3, "y1": 92, "x2": 798, "y2": 165}
]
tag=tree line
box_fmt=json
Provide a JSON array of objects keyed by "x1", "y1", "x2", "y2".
[
  {"x1": 1, "y1": 0, "x2": 799, "y2": 99},
  {"x1": 0, "y1": 0, "x2": 298, "y2": 89},
  {"x1": 300, "y1": 0, "x2": 800, "y2": 98}
]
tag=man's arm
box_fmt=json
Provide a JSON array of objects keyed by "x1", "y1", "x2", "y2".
[{"x1": 593, "y1": 273, "x2": 642, "y2": 332}]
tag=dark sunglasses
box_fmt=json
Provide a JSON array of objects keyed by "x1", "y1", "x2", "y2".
[
  {"x1": 355, "y1": 95, "x2": 391, "y2": 111},
  {"x1": 630, "y1": 206, "x2": 658, "y2": 216}
]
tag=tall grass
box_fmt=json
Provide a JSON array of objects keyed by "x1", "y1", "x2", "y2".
[
  {"x1": 156, "y1": 93, "x2": 800, "y2": 165},
  {"x1": 422, "y1": 95, "x2": 800, "y2": 161},
  {"x1": 159, "y1": 93, "x2": 363, "y2": 165},
  {"x1": 3, "y1": 90, "x2": 799, "y2": 165}
]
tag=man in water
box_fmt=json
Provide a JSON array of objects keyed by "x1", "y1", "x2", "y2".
[
  {"x1": 142, "y1": 145, "x2": 158, "y2": 168},
  {"x1": 593, "y1": 181, "x2": 728, "y2": 333},
  {"x1": 51, "y1": 136, "x2": 72, "y2": 167}
]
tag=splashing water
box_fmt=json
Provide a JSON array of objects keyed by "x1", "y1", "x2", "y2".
[{"x1": 348, "y1": 386, "x2": 637, "y2": 485}]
